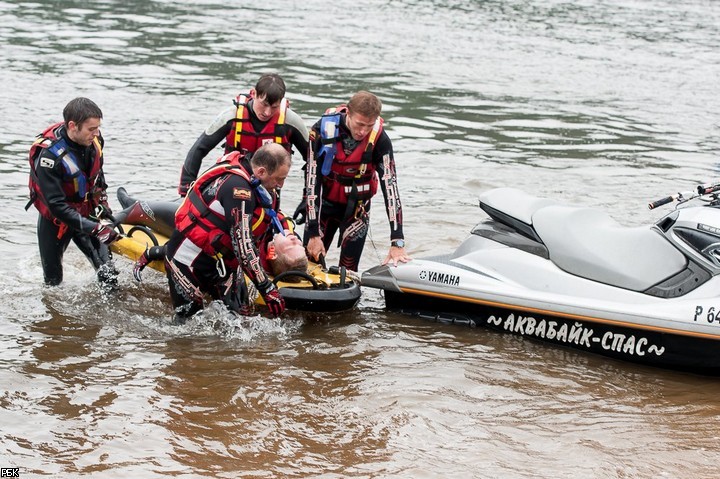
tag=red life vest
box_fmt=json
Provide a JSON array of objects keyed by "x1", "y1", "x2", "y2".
[
  {"x1": 174, "y1": 151, "x2": 280, "y2": 266},
  {"x1": 320, "y1": 106, "x2": 383, "y2": 204},
  {"x1": 27, "y1": 122, "x2": 104, "y2": 220},
  {"x1": 224, "y1": 93, "x2": 291, "y2": 155}
]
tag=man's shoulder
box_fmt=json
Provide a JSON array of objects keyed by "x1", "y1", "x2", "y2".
[
  {"x1": 32, "y1": 143, "x2": 66, "y2": 176},
  {"x1": 371, "y1": 130, "x2": 393, "y2": 160},
  {"x1": 376, "y1": 129, "x2": 393, "y2": 146},
  {"x1": 204, "y1": 105, "x2": 236, "y2": 135},
  {"x1": 36, "y1": 137, "x2": 63, "y2": 160},
  {"x1": 285, "y1": 106, "x2": 306, "y2": 123},
  {"x1": 220, "y1": 170, "x2": 253, "y2": 188},
  {"x1": 284, "y1": 108, "x2": 309, "y2": 140},
  {"x1": 219, "y1": 174, "x2": 254, "y2": 203}
]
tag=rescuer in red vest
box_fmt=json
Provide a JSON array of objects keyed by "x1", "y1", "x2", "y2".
[
  {"x1": 177, "y1": 73, "x2": 309, "y2": 197},
  {"x1": 166, "y1": 143, "x2": 294, "y2": 321},
  {"x1": 301, "y1": 91, "x2": 411, "y2": 272},
  {"x1": 27, "y1": 97, "x2": 119, "y2": 287}
]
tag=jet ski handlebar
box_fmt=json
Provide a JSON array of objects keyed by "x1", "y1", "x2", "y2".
[
  {"x1": 696, "y1": 183, "x2": 720, "y2": 195},
  {"x1": 648, "y1": 190, "x2": 695, "y2": 210},
  {"x1": 648, "y1": 182, "x2": 720, "y2": 210}
]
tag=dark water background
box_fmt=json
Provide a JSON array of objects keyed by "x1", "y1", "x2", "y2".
[{"x1": 1, "y1": 0, "x2": 719, "y2": 477}]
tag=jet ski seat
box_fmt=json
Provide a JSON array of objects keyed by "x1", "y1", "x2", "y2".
[
  {"x1": 479, "y1": 187, "x2": 688, "y2": 291},
  {"x1": 479, "y1": 188, "x2": 557, "y2": 242},
  {"x1": 533, "y1": 205, "x2": 687, "y2": 291}
]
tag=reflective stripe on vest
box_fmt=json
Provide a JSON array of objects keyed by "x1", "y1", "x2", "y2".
[{"x1": 344, "y1": 183, "x2": 372, "y2": 195}]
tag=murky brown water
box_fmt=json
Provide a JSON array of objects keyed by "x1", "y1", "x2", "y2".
[{"x1": 1, "y1": 0, "x2": 720, "y2": 477}]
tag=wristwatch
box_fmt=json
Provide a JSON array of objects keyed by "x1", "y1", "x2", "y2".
[{"x1": 391, "y1": 239, "x2": 405, "y2": 248}]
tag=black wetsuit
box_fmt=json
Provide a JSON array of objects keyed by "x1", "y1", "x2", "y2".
[
  {"x1": 178, "y1": 99, "x2": 308, "y2": 195},
  {"x1": 304, "y1": 114, "x2": 404, "y2": 271},
  {"x1": 166, "y1": 157, "x2": 277, "y2": 319},
  {"x1": 33, "y1": 126, "x2": 116, "y2": 286}
]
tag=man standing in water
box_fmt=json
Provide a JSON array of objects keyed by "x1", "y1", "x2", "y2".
[
  {"x1": 178, "y1": 73, "x2": 309, "y2": 197},
  {"x1": 27, "y1": 97, "x2": 119, "y2": 286},
  {"x1": 302, "y1": 90, "x2": 411, "y2": 271}
]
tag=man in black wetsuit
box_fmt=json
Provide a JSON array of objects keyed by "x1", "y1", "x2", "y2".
[
  {"x1": 27, "y1": 97, "x2": 119, "y2": 286},
  {"x1": 166, "y1": 143, "x2": 293, "y2": 320},
  {"x1": 178, "y1": 73, "x2": 309, "y2": 197},
  {"x1": 303, "y1": 90, "x2": 411, "y2": 272}
]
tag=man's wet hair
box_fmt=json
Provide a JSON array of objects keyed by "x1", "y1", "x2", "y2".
[
  {"x1": 270, "y1": 249, "x2": 308, "y2": 276},
  {"x1": 63, "y1": 97, "x2": 103, "y2": 127},
  {"x1": 347, "y1": 91, "x2": 382, "y2": 118},
  {"x1": 255, "y1": 73, "x2": 286, "y2": 105},
  {"x1": 250, "y1": 142, "x2": 291, "y2": 174}
]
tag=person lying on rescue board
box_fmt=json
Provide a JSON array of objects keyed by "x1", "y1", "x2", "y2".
[
  {"x1": 115, "y1": 192, "x2": 307, "y2": 281},
  {"x1": 120, "y1": 210, "x2": 306, "y2": 283},
  {"x1": 113, "y1": 144, "x2": 306, "y2": 319},
  {"x1": 170, "y1": 143, "x2": 297, "y2": 320}
]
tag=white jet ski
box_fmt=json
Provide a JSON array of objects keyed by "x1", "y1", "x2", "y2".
[{"x1": 362, "y1": 183, "x2": 720, "y2": 375}]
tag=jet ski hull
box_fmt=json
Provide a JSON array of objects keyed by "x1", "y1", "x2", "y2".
[
  {"x1": 363, "y1": 220, "x2": 720, "y2": 376},
  {"x1": 376, "y1": 281, "x2": 720, "y2": 375}
]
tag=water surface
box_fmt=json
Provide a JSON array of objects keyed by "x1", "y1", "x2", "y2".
[{"x1": 1, "y1": 0, "x2": 719, "y2": 477}]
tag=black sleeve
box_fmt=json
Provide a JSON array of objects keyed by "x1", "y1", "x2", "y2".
[
  {"x1": 304, "y1": 121, "x2": 323, "y2": 237},
  {"x1": 218, "y1": 176, "x2": 272, "y2": 289},
  {"x1": 284, "y1": 109, "x2": 309, "y2": 162},
  {"x1": 373, "y1": 131, "x2": 404, "y2": 241},
  {"x1": 288, "y1": 125, "x2": 309, "y2": 162},
  {"x1": 179, "y1": 123, "x2": 232, "y2": 192}
]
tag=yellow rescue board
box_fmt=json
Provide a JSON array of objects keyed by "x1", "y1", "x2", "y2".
[{"x1": 110, "y1": 224, "x2": 361, "y2": 311}]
